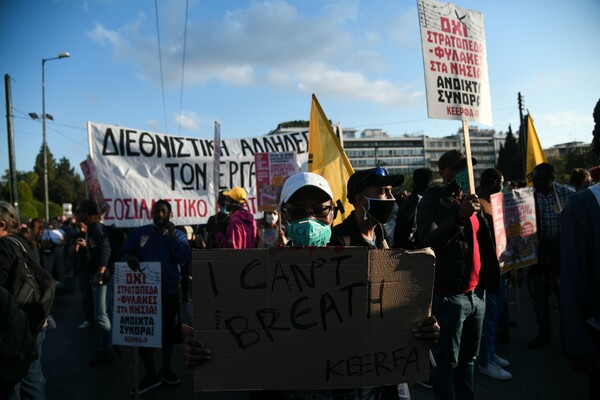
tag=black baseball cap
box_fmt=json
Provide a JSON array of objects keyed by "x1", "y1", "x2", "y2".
[
  {"x1": 347, "y1": 167, "x2": 404, "y2": 202},
  {"x1": 438, "y1": 150, "x2": 477, "y2": 170}
]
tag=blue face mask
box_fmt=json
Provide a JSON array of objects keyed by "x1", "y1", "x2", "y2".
[
  {"x1": 287, "y1": 218, "x2": 331, "y2": 247},
  {"x1": 454, "y1": 169, "x2": 470, "y2": 193}
]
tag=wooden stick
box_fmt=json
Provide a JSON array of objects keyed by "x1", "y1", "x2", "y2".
[{"x1": 462, "y1": 119, "x2": 476, "y2": 195}]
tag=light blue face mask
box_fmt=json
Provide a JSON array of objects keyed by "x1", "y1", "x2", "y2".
[
  {"x1": 454, "y1": 168, "x2": 470, "y2": 193},
  {"x1": 287, "y1": 217, "x2": 332, "y2": 247}
]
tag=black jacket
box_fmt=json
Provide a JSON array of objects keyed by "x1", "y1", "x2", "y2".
[
  {"x1": 417, "y1": 185, "x2": 499, "y2": 293},
  {"x1": 330, "y1": 211, "x2": 387, "y2": 249}
]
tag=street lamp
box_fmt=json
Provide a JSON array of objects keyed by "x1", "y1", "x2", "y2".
[{"x1": 41, "y1": 51, "x2": 70, "y2": 222}]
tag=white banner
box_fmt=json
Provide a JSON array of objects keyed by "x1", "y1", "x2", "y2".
[
  {"x1": 112, "y1": 262, "x2": 162, "y2": 348},
  {"x1": 417, "y1": 0, "x2": 492, "y2": 125},
  {"x1": 86, "y1": 122, "x2": 309, "y2": 227}
]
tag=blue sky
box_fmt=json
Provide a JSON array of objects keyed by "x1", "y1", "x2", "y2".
[{"x1": 1, "y1": 0, "x2": 599, "y2": 175}]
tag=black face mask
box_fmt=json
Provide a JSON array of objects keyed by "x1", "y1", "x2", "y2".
[{"x1": 363, "y1": 197, "x2": 396, "y2": 224}]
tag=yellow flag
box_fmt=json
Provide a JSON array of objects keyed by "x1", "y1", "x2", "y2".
[
  {"x1": 308, "y1": 94, "x2": 355, "y2": 224},
  {"x1": 525, "y1": 113, "x2": 548, "y2": 185}
]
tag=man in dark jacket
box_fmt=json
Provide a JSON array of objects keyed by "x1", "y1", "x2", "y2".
[
  {"x1": 393, "y1": 167, "x2": 434, "y2": 249},
  {"x1": 75, "y1": 200, "x2": 115, "y2": 366},
  {"x1": 417, "y1": 150, "x2": 500, "y2": 400},
  {"x1": 560, "y1": 137, "x2": 600, "y2": 399},
  {"x1": 331, "y1": 167, "x2": 404, "y2": 249}
]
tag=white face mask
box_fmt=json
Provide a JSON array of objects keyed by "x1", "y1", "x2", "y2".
[{"x1": 265, "y1": 214, "x2": 278, "y2": 225}]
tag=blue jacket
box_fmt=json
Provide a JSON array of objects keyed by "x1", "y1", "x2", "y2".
[{"x1": 120, "y1": 225, "x2": 191, "y2": 295}]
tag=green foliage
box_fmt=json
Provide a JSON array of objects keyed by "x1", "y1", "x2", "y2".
[
  {"x1": 18, "y1": 181, "x2": 38, "y2": 219},
  {"x1": 277, "y1": 120, "x2": 310, "y2": 128},
  {"x1": 496, "y1": 125, "x2": 523, "y2": 181},
  {"x1": 0, "y1": 145, "x2": 86, "y2": 220}
]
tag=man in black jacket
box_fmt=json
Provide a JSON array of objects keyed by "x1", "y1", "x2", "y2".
[
  {"x1": 330, "y1": 167, "x2": 404, "y2": 249},
  {"x1": 417, "y1": 150, "x2": 500, "y2": 400}
]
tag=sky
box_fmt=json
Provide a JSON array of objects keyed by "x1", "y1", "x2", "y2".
[{"x1": 1, "y1": 0, "x2": 599, "y2": 176}]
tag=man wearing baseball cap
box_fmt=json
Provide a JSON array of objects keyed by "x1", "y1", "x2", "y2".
[
  {"x1": 417, "y1": 150, "x2": 500, "y2": 399},
  {"x1": 216, "y1": 186, "x2": 256, "y2": 249},
  {"x1": 330, "y1": 167, "x2": 404, "y2": 249}
]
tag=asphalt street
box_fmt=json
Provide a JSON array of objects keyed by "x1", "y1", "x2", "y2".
[{"x1": 40, "y1": 269, "x2": 588, "y2": 400}]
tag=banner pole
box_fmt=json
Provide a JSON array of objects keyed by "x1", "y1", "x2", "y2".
[{"x1": 462, "y1": 119, "x2": 476, "y2": 195}]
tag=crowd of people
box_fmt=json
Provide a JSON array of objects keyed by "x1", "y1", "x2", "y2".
[{"x1": 1, "y1": 147, "x2": 599, "y2": 399}]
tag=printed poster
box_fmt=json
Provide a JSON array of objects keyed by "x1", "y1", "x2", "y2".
[
  {"x1": 490, "y1": 188, "x2": 537, "y2": 273},
  {"x1": 255, "y1": 152, "x2": 299, "y2": 211},
  {"x1": 417, "y1": 0, "x2": 492, "y2": 125},
  {"x1": 112, "y1": 261, "x2": 162, "y2": 348}
]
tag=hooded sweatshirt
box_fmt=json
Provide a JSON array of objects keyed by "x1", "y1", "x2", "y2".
[{"x1": 217, "y1": 209, "x2": 257, "y2": 249}]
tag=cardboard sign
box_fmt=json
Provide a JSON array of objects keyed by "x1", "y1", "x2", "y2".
[
  {"x1": 86, "y1": 121, "x2": 309, "y2": 227},
  {"x1": 417, "y1": 0, "x2": 492, "y2": 125},
  {"x1": 255, "y1": 152, "x2": 299, "y2": 211},
  {"x1": 191, "y1": 248, "x2": 435, "y2": 391},
  {"x1": 490, "y1": 188, "x2": 537, "y2": 273},
  {"x1": 112, "y1": 262, "x2": 162, "y2": 348}
]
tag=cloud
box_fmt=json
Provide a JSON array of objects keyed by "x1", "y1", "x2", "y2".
[
  {"x1": 87, "y1": 1, "x2": 421, "y2": 107},
  {"x1": 536, "y1": 111, "x2": 593, "y2": 130},
  {"x1": 175, "y1": 111, "x2": 202, "y2": 132}
]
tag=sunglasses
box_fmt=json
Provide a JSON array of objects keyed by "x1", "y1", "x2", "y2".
[
  {"x1": 284, "y1": 203, "x2": 334, "y2": 221},
  {"x1": 373, "y1": 167, "x2": 389, "y2": 176}
]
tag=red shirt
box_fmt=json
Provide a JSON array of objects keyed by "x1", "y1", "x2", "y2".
[{"x1": 467, "y1": 214, "x2": 481, "y2": 291}]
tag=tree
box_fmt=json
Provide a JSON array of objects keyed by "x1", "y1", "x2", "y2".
[
  {"x1": 17, "y1": 180, "x2": 40, "y2": 220},
  {"x1": 51, "y1": 157, "x2": 86, "y2": 204},
  {"x1": 33, "y1": 144, "x2": 56, "y2": 203},
  {"x1": 31, "y1": 145, "x2": 87, "y2": 210},
  {"x1": 496, "y1": 125, "x2": 522, "y2": 181}
]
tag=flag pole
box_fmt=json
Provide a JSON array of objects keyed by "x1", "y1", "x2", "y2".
[
  {"x1": 213, "y1": 121, "x2": 221, "y2": 230},
  {"x1": 462, "y1": 119, "x2": 476, "y2": 195}
]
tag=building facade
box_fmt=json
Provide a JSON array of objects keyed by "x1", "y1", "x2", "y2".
[{"x1": 271, "y1": 125, "x2": 506, "y2": 184}]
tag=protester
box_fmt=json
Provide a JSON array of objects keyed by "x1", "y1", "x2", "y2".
[
  {"x1": 60, "y1": 215, "x2": 77, "y2": 277},
  {"x1": 74, "y1": 200, "x2": 116, "y2": 366},
  {"x1": 40, "y1": 219, "x2": 66, "y2": 290},
  {"x1": 195, "y1": 190, "x2": 229, "y2": 249},
  {"x1": 330, "y1": 166, "x2": 426, "y2": 398},
  {"x1": 528, "y1": 162, "x2": 574, "y2": 349},
  {"x1": 176, "y1": 225, "x2": 194, "y2": 303},
  {"x1": 255, "y1": 210, "x2": 286, "y2": 248},
  {"x1": 560, "y1": 138, "x2": 600, "y2": 399},
  {"x1": 121, "y1": 200, "x2": 192, "y2": 395},
  {"x1": 331, "y1": 167, "x2": 403, "y2": 249},
  {"x1": 476, "y1": 168, "x2": 512, "y2": 380},
  {"x1": 569, "y1": 168, "x2": 592, "y2": 192},
  {"x1": 184, "y1": 172, "x2": 440, "y2": 400},
  {"x1": 72, "y1": 221, "x2": 94, "y2": 329},
  {"x1": 417, "y1": 150, "x2": 501, "y2": 400},
  {"x1": 216, "y1": 186, "x2": 257, "y2": 249},
  {"x1": 393, "y1": 167, "x2": 434, "y2": 250},
  {"x1": 0, "y1": 201, "x2": 52, "y2": 399}
]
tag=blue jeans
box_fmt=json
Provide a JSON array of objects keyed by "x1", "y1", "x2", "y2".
[
  {"x1": 431, "y1": 289, "x2": 485, "y2": 400},
  {"x1": 10, "y1": 329, "x2": 47, "y2": 400},
  {"x1": 478, "y1": 278, "x2": 507, "y2": 367},
  {"x1": 92, "y1": 279, "x2": 113, "y2": 351}
]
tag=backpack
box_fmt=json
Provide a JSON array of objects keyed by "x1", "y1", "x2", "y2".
[{"x1": 0, "y1": 236, "x2": 56, "y2": 383}]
